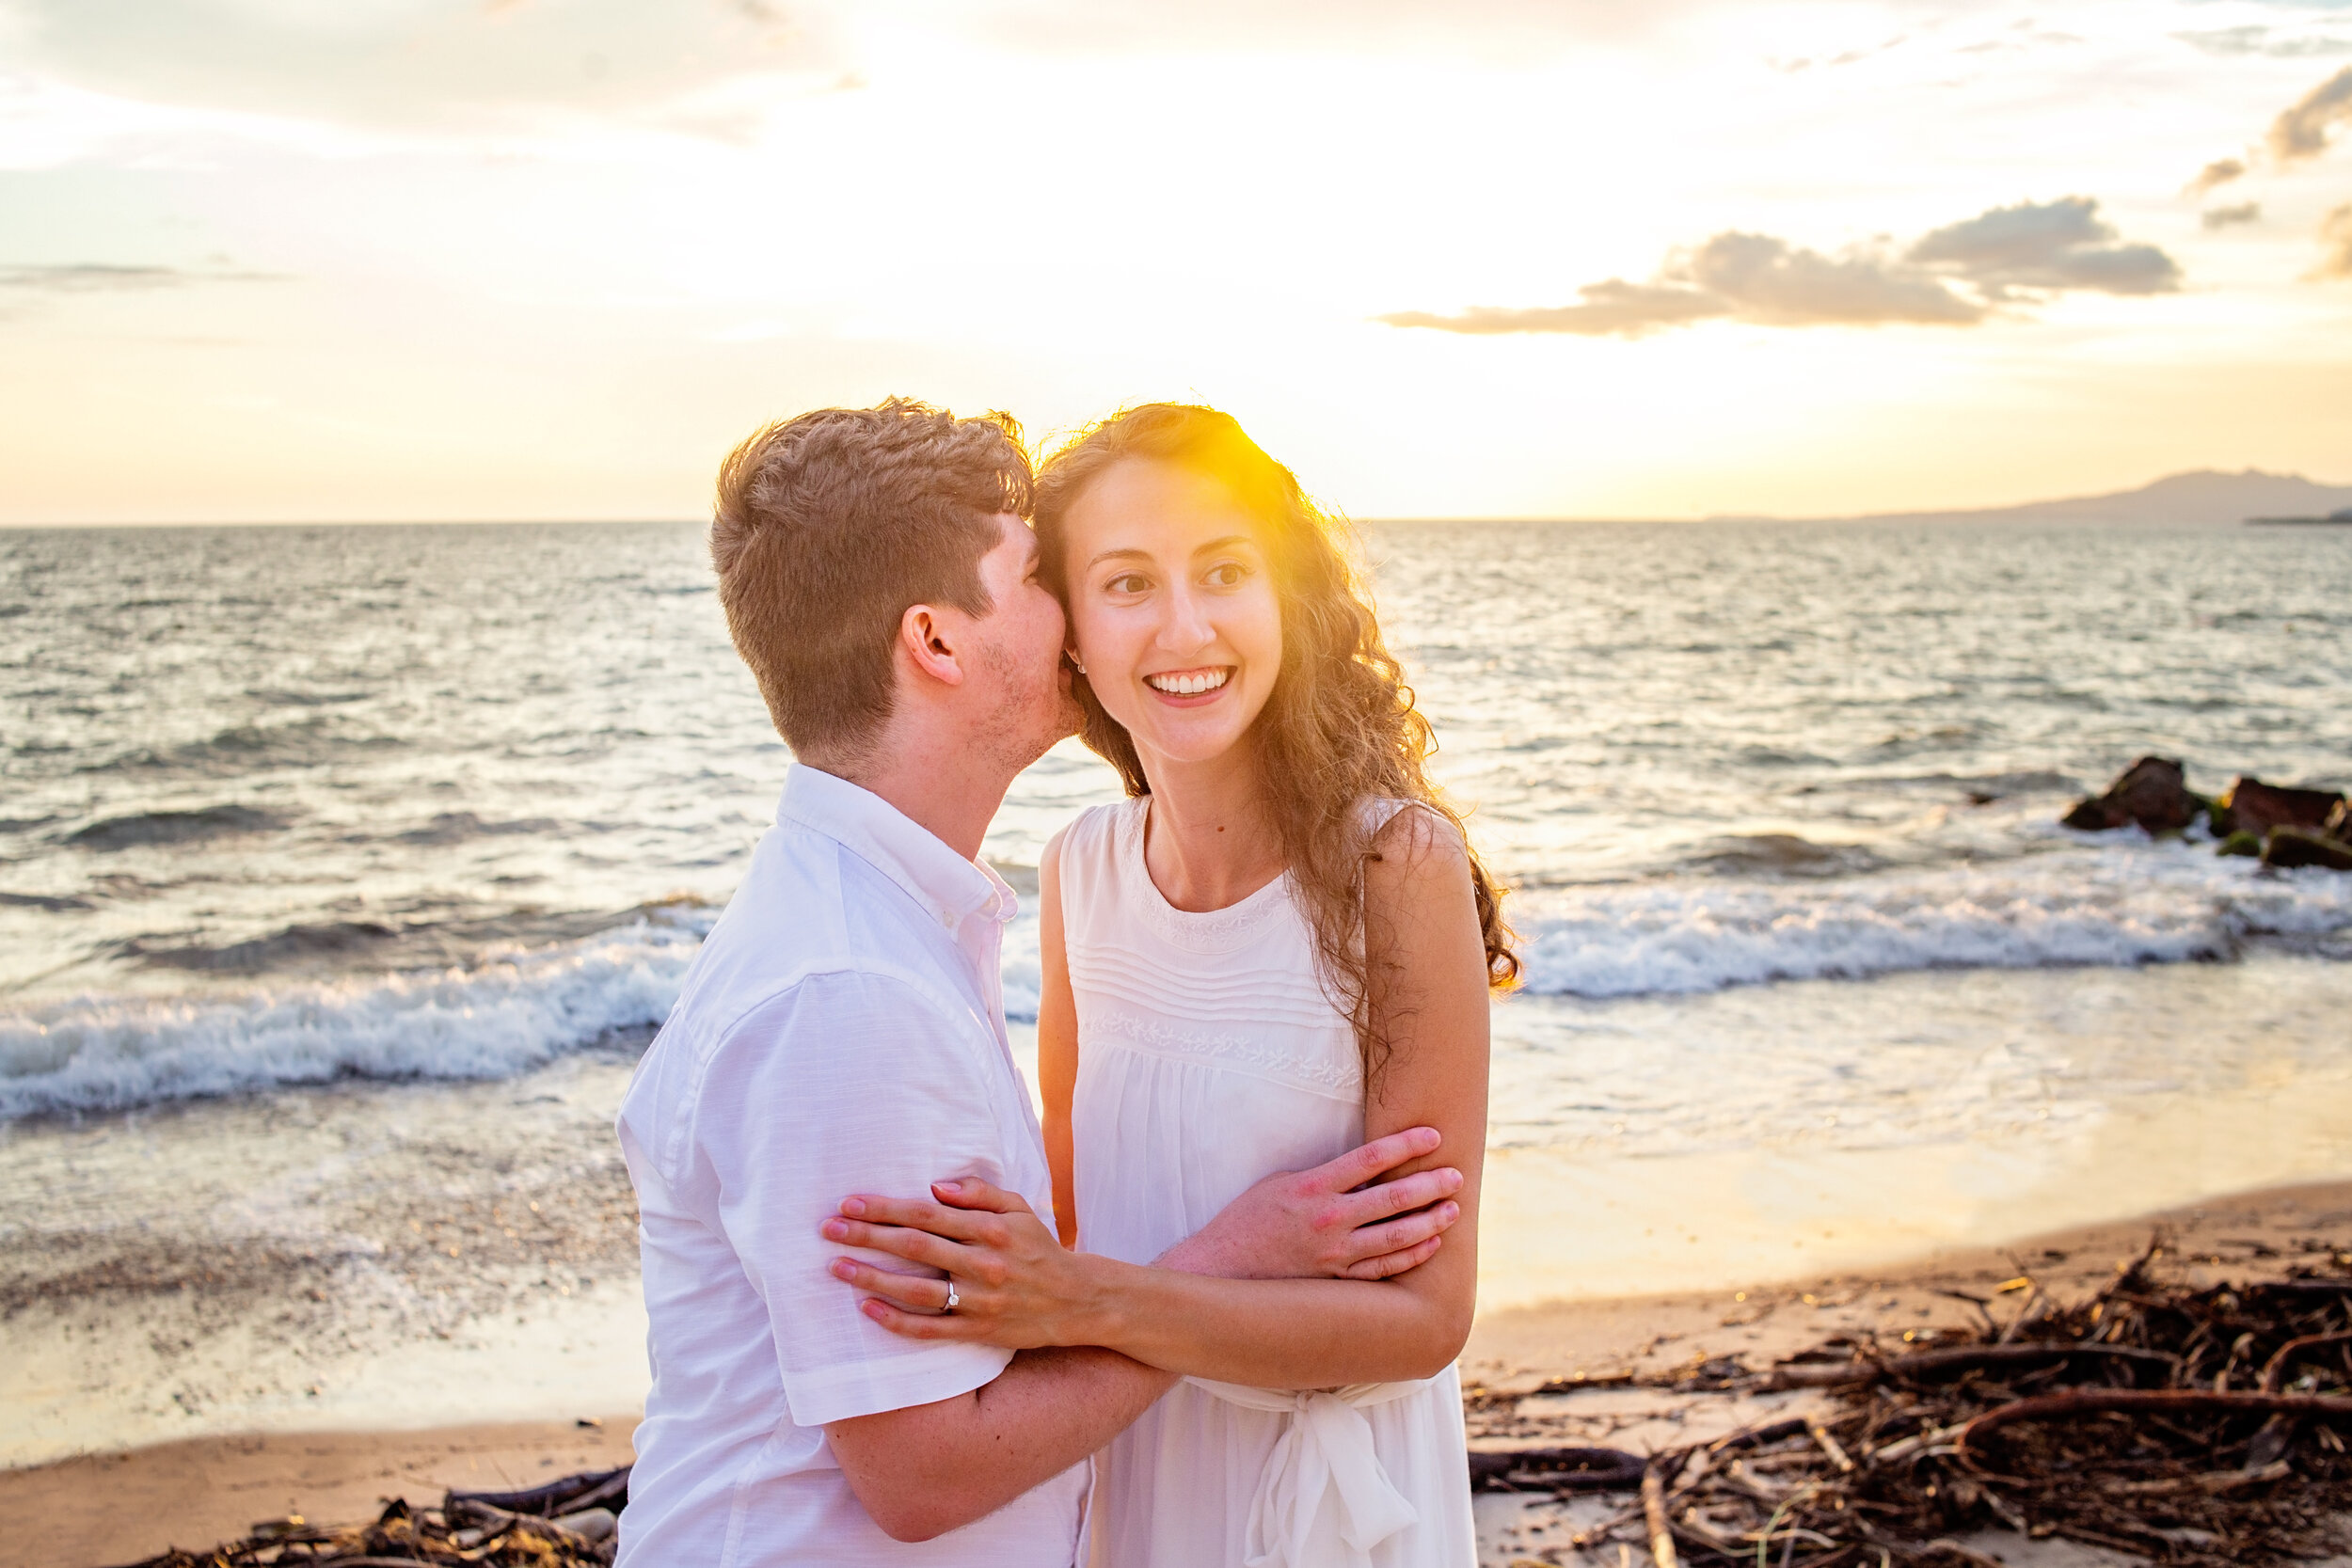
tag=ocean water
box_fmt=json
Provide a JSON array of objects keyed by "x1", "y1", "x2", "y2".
[
  {"x1": 4, "y1": 518, "x2": 2348, "y2": 1121},
  {"x1": 3, "y1": 518, "x2": 2350, "y2": 1458}
]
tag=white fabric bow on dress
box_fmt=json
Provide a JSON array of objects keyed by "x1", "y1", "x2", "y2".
[{"x1": 1185, "y1": 1378, "x2": 1427, "y2": 1568}]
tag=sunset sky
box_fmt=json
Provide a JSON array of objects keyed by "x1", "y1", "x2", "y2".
[{"x1": 2, "y1": 0, "x2": 2348, "y2": 524}]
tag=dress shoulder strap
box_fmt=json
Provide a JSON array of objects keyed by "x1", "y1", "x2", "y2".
[
  {"x1": 1358, "y1": 797, "x2": 1407, "y2": 839},
  {"x1": 1053, "y1": 798, "x2": 1143, "y2": 949}
]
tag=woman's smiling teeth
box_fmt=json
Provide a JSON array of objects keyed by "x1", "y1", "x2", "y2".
[{"x1": 1144, "y1": 668, "x2": 1232, "y2": 696}]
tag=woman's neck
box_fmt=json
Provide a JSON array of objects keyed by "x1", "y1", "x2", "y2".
[{"x1": 1136, "y1": 740, "x2": 1286, "y2": 913}]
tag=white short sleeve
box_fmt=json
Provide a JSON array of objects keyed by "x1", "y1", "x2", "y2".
[{"x1": 694, "y1": 972, "x2": 1018, "y2": 1430}]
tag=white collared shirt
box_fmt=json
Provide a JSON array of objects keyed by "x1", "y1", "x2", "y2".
[{"x1": 615, "y1": 764, "x2": 1085, "y2": 1568}]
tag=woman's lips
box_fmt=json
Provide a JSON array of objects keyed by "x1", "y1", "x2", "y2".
[{"x1": 1142, "y1": 666, "x2": 1233, "y2": 705}]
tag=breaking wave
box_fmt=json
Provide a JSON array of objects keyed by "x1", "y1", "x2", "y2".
[
  {"x1": 1508, "y1": 840, "x2": 2352, "y2": 999},
  {"x1": 7, "y1": 841, "x2": 2347, "y2": 1117},
  {"x1": 0, "y1": 911, "x2": 713, "y2": 1120}
]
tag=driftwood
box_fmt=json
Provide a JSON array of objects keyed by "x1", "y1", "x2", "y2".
[
  {"x1": 116, "y1": 1469, "x2": 631, "y2": 1567},
  {"x1": 1957, "y1": 1388, "x2": 2352, "y2": 1465},
  {"x1": 2264, "y1": 1329, "x2": 2352, "y2": 1391},
  {"x1": 445, "y1": 1465, "x2": 630, "y2": 1519},
  {"x1": 1640, "y1": 1457, "x2": 1681, "y2": 1568},
  {"x1": 1467, "y1": 1234, "x2": 2352, "y2": 1566},
  {"x1": 1764, "y1": 1339, "x2": 2175, "y2": 1387},
  {"x1": 1469, "y1": 1446, "x2": 1651, "y2": 1492}
]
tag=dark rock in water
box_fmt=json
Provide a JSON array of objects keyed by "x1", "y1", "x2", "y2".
[
  {"x1": 2060, "y1": 756, "x2": 2198, "y2": 833},
  {"x1": 2217, "y1": 830, "x2": 2264, "y2": 858},
  {"x1": 2211, "y1": 777, "x2": 2345, "y2": 839},
  {"x1": 2264, "y1": 829, "x2": 2352, "y2": 872}
]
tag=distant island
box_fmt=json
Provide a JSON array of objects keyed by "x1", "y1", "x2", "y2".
[
  {"x1": 1770, "y1": 467, "x2": 2352, "y2": 528},
  {"x1": 2248, "y1": 506, "x2": 2352, "y2": 526},
  {"x1": 1366, "y1": 467, "x2": 2352, "y2": 528},
  {"x1": 1375, "y1": 467, "x2": 2352, "y2": 528}
]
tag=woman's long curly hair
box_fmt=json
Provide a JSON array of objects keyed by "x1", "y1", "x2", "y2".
[{"x1": 1032, "y1": 404, "x2": 1518, "y2": 1084}]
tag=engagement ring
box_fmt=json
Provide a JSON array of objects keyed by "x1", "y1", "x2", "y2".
[{"x1": 943, "y1": 1282, "x2": 959, "y2": 1314}]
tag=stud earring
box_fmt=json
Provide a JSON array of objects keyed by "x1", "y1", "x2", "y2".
[{"x1": 1068, "y1": 652, "x2": 1087, "y2": 675}]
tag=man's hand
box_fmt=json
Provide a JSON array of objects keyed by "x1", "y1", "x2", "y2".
[{"x1": 824, "y1": 1128, "x2": 1463, "y2": 1346}]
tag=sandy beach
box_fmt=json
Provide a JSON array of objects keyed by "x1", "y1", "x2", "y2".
[{"x1": 8, "y1": 1177, "x2": 2346, "y2": 1568}]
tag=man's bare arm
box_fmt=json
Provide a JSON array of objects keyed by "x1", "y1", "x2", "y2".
[{"x1": 825, "y1": 1347, "x2": 1170, "y2": 1543}]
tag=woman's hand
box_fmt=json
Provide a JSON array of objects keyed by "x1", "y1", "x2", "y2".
[
  {"x1": 824, "y1": 1128, "x2": 1464, "y2": 1347},
  {"x1": 823, "y1": 1180, "x2": 1105, "y2": 1348},
  {"x1": 1157, "y1": 1126, "x2": 1463, "y2": 1281}
]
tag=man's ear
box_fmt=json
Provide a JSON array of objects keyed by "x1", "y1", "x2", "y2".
[{"x1": 898, "y1": 603, "x2": 967, "y2": 689}]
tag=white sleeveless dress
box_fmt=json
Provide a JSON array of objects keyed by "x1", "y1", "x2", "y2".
[{"x1": 1057, "y1": 797, "x2": 1476, "y2": 1568}]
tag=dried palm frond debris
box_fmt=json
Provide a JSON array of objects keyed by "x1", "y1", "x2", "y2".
[
  {"x1": 1470, "y1": 1238, "x2": 2352, "y2": 1566},
  {"x1": 116, "y1": 1465, "x2": 630, "y2": 1568}
]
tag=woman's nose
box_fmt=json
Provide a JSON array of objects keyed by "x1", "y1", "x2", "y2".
[{"x1": 1157, "y1": 584, "x2": 1214, "y2": 652}]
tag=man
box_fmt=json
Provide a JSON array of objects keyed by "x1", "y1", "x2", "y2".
[{"x1": 614, "y1": 400, "x2": 1460, "y2": 1565}]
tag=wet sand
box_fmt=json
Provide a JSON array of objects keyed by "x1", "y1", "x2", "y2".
[
  {"x1": 0, "y1": 1053, "x2": 647, "y2": 1471},
  {"x1": 0, "y1": 1418, "x2": 641, "y2": 1568},
  {"x1": 8, "y1": 1178, "x2": 2348, "y2": 1568}
]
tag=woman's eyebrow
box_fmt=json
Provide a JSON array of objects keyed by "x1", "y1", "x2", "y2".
[
  {"x1": 1190, "y1": 534, "x2": 1253, "y2": 558},
  {"x1": 1085, "y1": 546, "x2": 1152, "y2": 570}
]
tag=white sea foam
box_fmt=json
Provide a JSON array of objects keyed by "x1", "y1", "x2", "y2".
[
  {"x1": 6, "y1": 844, "x2": 2345, "y2": 1117},
  {"x1": 1509, "y1": 841, "x2": 2352, "y2": 999},
  {"x1": 0, "y1": 915, "x2": 709, "y2": 1120}
]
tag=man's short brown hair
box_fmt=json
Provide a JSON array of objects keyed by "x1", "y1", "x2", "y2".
[{"x1": 711, "y1": 399, "x2": 1032, "y2": 760}]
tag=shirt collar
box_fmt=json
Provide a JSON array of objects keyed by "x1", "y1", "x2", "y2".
[{"x1": 777, "y1": 763, "x2": 1016, "y2": 932}]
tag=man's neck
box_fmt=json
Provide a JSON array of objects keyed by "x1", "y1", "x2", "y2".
[{"x1": 816, "y1": 728, "x2": 1015, "y2": 864}]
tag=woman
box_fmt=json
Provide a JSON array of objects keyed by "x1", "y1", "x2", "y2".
[{"x1": 839, "y1": 404, "x2": 1516, "y2": 1566}]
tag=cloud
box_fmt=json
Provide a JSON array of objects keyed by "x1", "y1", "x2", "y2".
[
  {"x1": 2177, "y1": 24, "x2": 2352, "y2": 57},
  {"x1": 1379, "y1": 198, "x2": 2178, "y2": 339},
  {"x1": 1904, "y1": 196, "x2": 2182, "y2": 296},
  {"x1": 1953, "y1": 19, "x2": 2085, "y2": 55},
  {"x1": 2268, "y1": 63, "x2": 2352, "y2": 163},
  {"x1": 1377, "y1": 280, "x2": 1732, "y2": 339},
  {"x1": 1, "y1": 0, "x2": 850, "y2": 131},
  {"x1": 2201, "y1": 201, "x2": 2263, "y2": 230},
  {"x1": 1686, "y1": 231, "x2": 1987, "y2": 325},
  {"x1": 1375, "y1": 236, "x2": 1985, "y2": 339},
  {"x1": 1767, "y1": 34, "x2": 1908, "y2": 73},
  {"x1": 0, "y1": 261, "x2": 285, "y2": 292},
  {"x1": 969, "y1": 0, "x2": 1689, "y2": 57},
  {"x1": 2187, "y1": 157, "x2": 2247, "y2": 195},
  {"x1": 2316, "y1": 203, "x2": 2352, "y2": 279}
]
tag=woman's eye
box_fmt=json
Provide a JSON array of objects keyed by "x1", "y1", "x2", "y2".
[
  {"x1": 1205, "y1": 562, "x2": 1247, "y2": 588},
  {"x1": 1106, "y1": 573, "x2": 1150, "y2": 594}
]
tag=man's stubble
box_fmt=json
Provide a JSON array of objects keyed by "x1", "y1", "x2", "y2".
[{"x1": 975, "y1": 637, "x2": 1082, "y2": 779}]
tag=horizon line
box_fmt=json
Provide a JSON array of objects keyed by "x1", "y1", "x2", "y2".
[
  {"x1": 1, "y1": 514, "x2": 2334, "y2": 531},
  {"x1": 4, "y1": 467, "x2": 2346, "y2": 532}
]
